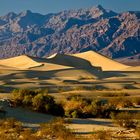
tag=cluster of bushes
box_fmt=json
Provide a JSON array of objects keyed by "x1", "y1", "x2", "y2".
[
  {"x1": 0, "y1": 118, "x2": 77, "y2": 140},
  {"x1": 11, "y1": 89, "x2": 119, "y2": 118},
  {"x1": 64, "y1": 94, "x2": 117, "y2": 118},
  {"x1": 11, "y1": 89, "x2": 140, "y2": 120},
  {"x1": 11, "y1": 89, "x2": 64, "y2": 116}
]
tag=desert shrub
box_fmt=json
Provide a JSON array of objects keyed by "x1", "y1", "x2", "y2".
[
  {"x1": 64, "y1": 99, "x2": 86, "y2": 118},
  {"x1": 12, "y1": 89, "x2": 37, "y2": 105},
  {"x1": 71, "y1": 110, "x2": 79, "y2": 118},
  {"x1": 39, "y1": 118, "x2": 77, "y2": 140},
  {"x1": 22, "y1": 95, "x2": 33, "y2": 106},
  {"x1": 64, "y1": 96, "x2": 117, "y2": 118},
  {"x1": 19, "y1": 129, "x2": 39, "y2": 140},
  {"x1": 92, "y1": 130, "x2": 112, "y2": 140},
  {"x1": 132, "y1": 97, "x2": 140, "y2": 106},
  {"x1": 102, "y1": 92, "x2": 129, "y2": 97},
  {"x1": 0, "y1": 118, "x2": 24, "y2": 140},
  {"x1": 67, "y1": 94, "x2": 84, "y2": 101},
  {"x1": 111, "y1": 112, "x2": 138, "y2": 128},
  {"x1": 108, "y1": 97, "x2": 133, "y2": 108},
  {"x1": 0, "y1": 118, "x2": 78, "y2": 140},
  {"x1": 31, "y1": 93, "x2": 64, "y2": 116},
  {"x1": 0, "y1": 118, "x2": 22, "y2": 130},
  {"x1": 11, "y1": 89, "x2": 64, "y2": 116},
  {"x1": 35, "y1": 88, "x2": 48, "y2": 94},
  {"x1": 89, "y1": 99, "x2": 117, "y2": 118},
  {"x1": 32, "y1": 93, "x2": 54, "y2": 111}
]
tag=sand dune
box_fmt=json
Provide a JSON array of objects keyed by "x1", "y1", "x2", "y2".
[
  {"x1": 46, "y1": 53, "x2": 93, "y2": 69},
  {"x1": 30, "y1": 56, "x2": 73, "y2": 71},
  {"x1": 0, "y1": 52, "x2": 139, "y2": 91},
  {"x1": 72, "y1": 51, "x2": 130, "y2": 71},
  {"x1": 0, "y1": 55, "x2": 42, "y2": 69},
  {"x1": 123, "y1": 66, "x2": 140, "y2": 71},
  {"x1": 0, "y1": 51, "x2": 138, "y2": 72}
]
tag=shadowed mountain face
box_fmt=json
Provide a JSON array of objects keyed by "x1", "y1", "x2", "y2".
[{"x1": 0, "y1": 5, "x2": 139, "y2": 62}]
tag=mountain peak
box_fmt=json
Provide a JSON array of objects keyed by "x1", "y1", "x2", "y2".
[
  {"x1": 20, "y1": 10, "x2": 33, "y2": 16},
  {"x1": 96, "y1": 5, "x2": 105, "y2": 10},
  {"x1": 3, "y1": 12, "x2": 17, "y2": 20},
  {"x1": 89, "y1": 5, "x2": 107, "y2": 18}
]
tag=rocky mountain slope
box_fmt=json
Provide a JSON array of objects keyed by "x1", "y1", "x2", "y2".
[{"x1": 0, "y1": 5, "x2": 139, "y2": 63}]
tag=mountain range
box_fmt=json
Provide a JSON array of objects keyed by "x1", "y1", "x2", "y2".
[{"x1": 0, "y1": 5, "x2": 139, "y2": 65}]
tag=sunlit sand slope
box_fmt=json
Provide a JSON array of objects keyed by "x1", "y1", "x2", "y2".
[
  {"x1": 0, "y1": 55, "x2": 42, "y2": 69},
  {"x1": 72, "y1": 51, "x2": 130, "y2": 71}
]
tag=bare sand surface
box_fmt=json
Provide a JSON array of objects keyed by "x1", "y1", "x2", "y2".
[
  {"x1": 0, "y1": 55, "x2": 42, "y2": 69},
  {"x1": 72, "y1": 51, "x2": 130, "y2": 71}
]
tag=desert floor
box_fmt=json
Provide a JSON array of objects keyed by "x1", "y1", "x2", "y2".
[{"x1": 0, "y1": 51, "x2": 140, "y2": 139}]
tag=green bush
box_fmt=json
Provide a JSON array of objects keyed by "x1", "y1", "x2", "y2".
[
  {"x1": 64, "y1": 97, "x2": 117, "y2": 118},
  {"x1": 22, "y1": 95, "x2": 32, "y2": 106},
  {"x1": 12, "y1": 89, "x2": 37, "y2": 105},
  {"x1": 11, "y1": 89, "x2": 64, "y2": 116},
  {"x1": 32, "y1": 93, "x2": 54, "y2": 111}
]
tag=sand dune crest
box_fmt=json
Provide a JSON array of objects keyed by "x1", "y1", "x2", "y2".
[
  {"x1": 0, "y1": 55, "x2": 42, "y2": 69},
  {"x1": 72, "y1": 51, "x2": 130, "y2": 71}
]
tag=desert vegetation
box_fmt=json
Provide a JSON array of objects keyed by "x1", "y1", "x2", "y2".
[
  {"x1": 10, "y1": 89, "x2": 140, "y2": 119},
  {"x1": 0, "y1": 117, "x2": 139, "y2": 140},
  {"x1": 92, "y1": 130, "x2": 112, "y2": 140},
  {"x1": 64, "y1": 94, "x2": 118, "y2": 118},
  {"x1": 101, "y1": 92, "x2": 130, "y2": 97},
  {"x1": 0, "y1": 88, "x2": 139, "y2": 139},
  {"x1": 11, "y1": 89, "x2": 64, "y2": 116},
  {"x1": 111, "y1": 112, "x2": 140, "y2": 129},
  {"x1": 0, "y1": 118, "x2": 78, "y2": 140},
  {"x1": 11, "y1": 89, "x2": 118, "y2": 118}
]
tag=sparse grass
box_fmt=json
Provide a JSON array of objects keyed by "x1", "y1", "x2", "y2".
[
  {"x1": 92, "y1": 130, "x2": 112, "y2": 140},
  {"x1": 66, "y1": 94, "x2": 86, "y2": 101},
  {"x1": 111, "y1": 112, "x2": 139, "y2": 129},
  {"x1": 135, "y1": 127, "x2": 140, "y2": 139},
  {"x1": 101, "y1": 92, "x2": 130, "y2": 97},
  {"x1": 0, "y1": 118, "x2": 79, "y2": 140},
  {"x1": 39, "y1": 118, "x2": 77, "y2": 140}
]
